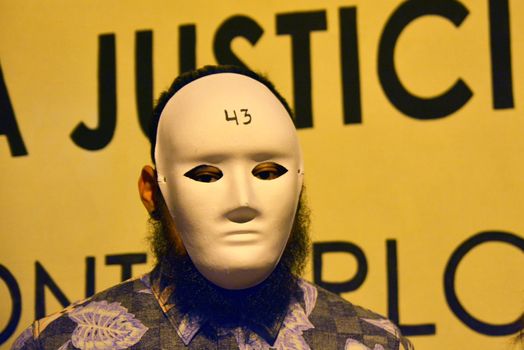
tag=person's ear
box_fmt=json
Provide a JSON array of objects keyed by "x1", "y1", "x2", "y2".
[{"x1": 138, "y1": 165, "x2": 158, "y2": 215}]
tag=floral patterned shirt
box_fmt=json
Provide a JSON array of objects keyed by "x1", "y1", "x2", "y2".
[{"x1": 11, "y1": 269, "x2": 413, "y2": 350}]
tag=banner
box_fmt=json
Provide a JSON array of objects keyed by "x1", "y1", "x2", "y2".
[{"x1": 1, "y1": 1, "x2": 523, "y2": 349}]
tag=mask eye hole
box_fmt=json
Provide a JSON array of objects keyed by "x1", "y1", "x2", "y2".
[
  {"x1": 252, "y1": 162, "x2": 288, "y2": 180},
  {"x1": 184, "y1": 165, "x2": 223, "y2": 183}
]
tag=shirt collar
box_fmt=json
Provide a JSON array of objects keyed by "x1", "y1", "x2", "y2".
[{"x1": 147, "y1": 265, "x2": 318, "y2": 346}]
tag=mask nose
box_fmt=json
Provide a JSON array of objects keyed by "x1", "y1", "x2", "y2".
[
  {"x1": 224, "y1": 166, "x2": 258, "y2": 223},
  {"x1": 225, "y1": 206, "x2": 259, "y2": 223}
]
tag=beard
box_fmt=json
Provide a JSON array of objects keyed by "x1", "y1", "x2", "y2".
[{"x1": 147, "y1": 191, "x2": 311, "y2": 339}]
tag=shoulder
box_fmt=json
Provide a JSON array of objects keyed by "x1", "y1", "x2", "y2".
[
  {"x1": 300, "y1": 280, "x2": 413, "y2": 350},
  {"x1": 11, "y1": 273, "x2": 154, "y2": 350}
]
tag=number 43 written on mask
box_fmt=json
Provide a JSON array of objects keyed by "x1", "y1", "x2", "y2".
[{"x1": 224, "y1": 109, "x2": 251, "y2": 125}]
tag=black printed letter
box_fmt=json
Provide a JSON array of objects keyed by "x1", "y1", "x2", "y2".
[
  {"x1": 444, "y1": 231, "x2": 524, "y2": 335},
  {"x1": 35, "y1": 262, "x2": 71, "y2": 319},
  {"x1": 378, "y1": 0, "x2": 472, "y2": 119},
  {"x1": 387, "y1": 240, "x2": 436, "y2": 336},
  {"x1": 313, "y1": 241, "x2": 367, "y2": 295},
  {"x1": 71, "y1": 34, "x2": 117, "y2": 150},
  {"x1": 136, "y1": 30, "x2": 153, "y2": 137},
  {"x1": 0, "y1": 265, "x2": 21, "y2": 345},
  {"x1": 105, "y1": 253, "x2": 147, "y2": 281},
  {"x1": 340, "y1": 7, "x2": 362, "y2": 125},
  {"x1": 0, "y1": 64, "x2": 27, "y2": 156},
  {"x1": 214, "y1": 15, "x2": 263, "y2": 68},
  {"x1": 277, "y1": 11, "x2": 327, "y2": 129},
  {"x1": 489, "y1": 0, "x2": 514, "y2": 109},
  {"x1": 85, "y1": 256, "x2": 96, "y2": 298},
  {"x1": 179, "y1": 24, "x2": 197, "y2": 74}
]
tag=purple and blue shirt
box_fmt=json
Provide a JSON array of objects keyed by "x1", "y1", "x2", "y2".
[{"x1": 11, "y1": 268, "x2": 412, "y2": 350}]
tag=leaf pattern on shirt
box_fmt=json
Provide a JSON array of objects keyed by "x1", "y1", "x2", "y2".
[
  {"x1": 177, "y1": 313, "x2": 203, "y2": 346},
  {"x1": 234, "y1": 329, "x2": 270, "y2": 350},
  {"x1": 139, "y1": 273, "x2": 152, "y2": 289},
  {"x1": 35, "y1": 298, "x2": 88, "y2": 336},
  {"x1": 345, "y1": 338, "x2": 385, "y2": 350},
  {"x1": 57, "y1": 340, "x2": 71, "y2": 350},
  {"x1": 137, "y1": 273, "x2": 153, "y2": 294},
  {"x1": 151, "y1": 275, "x2": 176, "y2": 313},
  {"x1": 66, "y1": 300, "x2": 148, "y2": 350},
  {"x1": 272, "y1": 301, "x2": 314, "y2": 350},
  {"x1": 271, "y1": 279, "x2": 317, "y2": 349},
  {"x1": 297, "y1": 279, "x2": 317, "y2": 316},
  {"x1": 273, "y1": 327, "x2": 310, "y2": 349},
  {"x1": 10, "y1": 326, "x2": 33, "y2": 350},
  {"x1": 399, "y1": 337, "x2": 415, "y2": 350},
  {"x1": 234, "y1": 280, "x2": 317, "y2": 350},
  {"x1": 234, "y1": 306, "x2": 312, "y2": 350}
]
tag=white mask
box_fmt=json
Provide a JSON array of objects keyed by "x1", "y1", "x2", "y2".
[{"x1": 155, "y1": 73, "x2": 304, "y2": 290}]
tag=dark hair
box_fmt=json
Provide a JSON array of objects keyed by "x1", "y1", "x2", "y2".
[{"x1": 149, "y1": 65, "x2": 295, "y2": 164}]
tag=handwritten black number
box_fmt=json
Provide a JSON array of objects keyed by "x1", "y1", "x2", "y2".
[
  {"x1": 241, "y1": 109, "x2": 251, "y2": 125},
  {"x1": 225, "y1": 109, "x2": 239, "y2": 125},
  {"x1": 225, "y1": 109, "x2": 252, "y2": 125}
]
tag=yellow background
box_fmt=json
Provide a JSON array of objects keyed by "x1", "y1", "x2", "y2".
[{"x1": 1, "y1": 1, "x2": 524, "y2": 349}]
